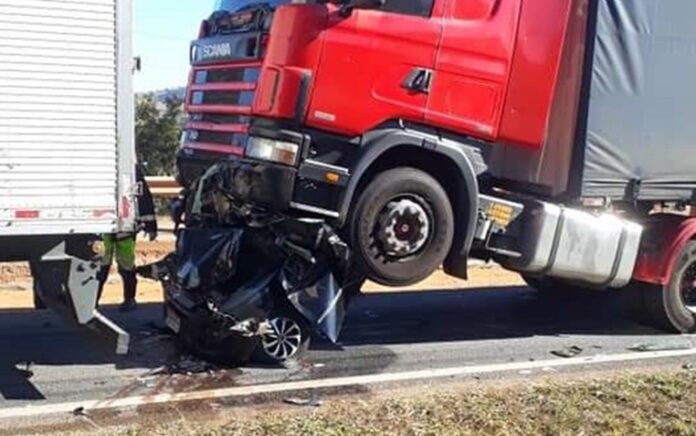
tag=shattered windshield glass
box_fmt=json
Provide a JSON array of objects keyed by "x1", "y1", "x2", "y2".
[{"x1": 214, "y1": 0, "x2": 290, "y2": 13}]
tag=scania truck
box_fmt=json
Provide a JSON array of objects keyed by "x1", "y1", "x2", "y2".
[{"x1": 161, "y1": 0, "x2": 696, "y2": 364}]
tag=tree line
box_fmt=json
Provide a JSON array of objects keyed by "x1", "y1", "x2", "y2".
[{"x1": 136, "y1": 94, "x2": 183, "y2": 176}]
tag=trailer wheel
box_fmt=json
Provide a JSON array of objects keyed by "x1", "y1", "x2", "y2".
[
  {"x1": 351, "y1": 167, "x2": 454, "y2": 287},
  {"x1": 634, "y1": 241, "x2": 696, "y2": 333}
]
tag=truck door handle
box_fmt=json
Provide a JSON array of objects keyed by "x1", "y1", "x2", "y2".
[{"x1": 402, "y1": 68, "x2": 433, "y2": 94}]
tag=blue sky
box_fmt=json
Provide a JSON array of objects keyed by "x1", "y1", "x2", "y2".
[{"x1": 134, "y1": 0, "x2": 212, "y2": 92}]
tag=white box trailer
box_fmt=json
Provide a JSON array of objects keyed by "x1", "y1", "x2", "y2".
[{"x1": 0, "y1": 0, "x2": 135, "y2": 354}]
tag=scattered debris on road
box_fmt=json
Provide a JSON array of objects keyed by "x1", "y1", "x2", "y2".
[
  {"x1": 283, "y1": 395, "x2": 323, "y2": 408},
  {"x1": 628, "y1": 340, "x2": 693, "y2": 353},
  {"x1": 551, "y1": 346, "x2": 584, "y2": 358},
  {"x1": 149, "y1": 355, "x2": 217, "y2": 376}
]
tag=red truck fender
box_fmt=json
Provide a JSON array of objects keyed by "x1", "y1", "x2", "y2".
[
  {"x1": 336, "y1": 128, "x2": 488, "y2": 279},
  {"x1": 633, "y1": 214, "x2": 696, "y2": 286}
]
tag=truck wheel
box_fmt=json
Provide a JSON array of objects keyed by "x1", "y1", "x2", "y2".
[
  {"x1": 638, "y1": 241, "x2": 696, "y2": 333},
  {"x1": 254, "y1": 307, "x2": 311, "y2": 365},
  {"x1": 351, "y1": 167, "x2": 454, "y2": 287}
]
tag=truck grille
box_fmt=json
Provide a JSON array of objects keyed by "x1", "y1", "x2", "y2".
[{"x1": 183, "y1": 63, "x2": 261, "y2": 155}]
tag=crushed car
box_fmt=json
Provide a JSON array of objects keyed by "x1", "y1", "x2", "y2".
[{"x1": 141, "y1": 164, "x2": 365, "y2": 365}]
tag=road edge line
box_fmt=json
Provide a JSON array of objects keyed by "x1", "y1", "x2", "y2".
[{"x1": 2, "y1": 347, "x2": 695, "y2": 420}]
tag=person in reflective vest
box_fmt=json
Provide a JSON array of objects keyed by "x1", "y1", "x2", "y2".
[{"x1": 98, "y1": 165, "x2": 158, "y2": 312}]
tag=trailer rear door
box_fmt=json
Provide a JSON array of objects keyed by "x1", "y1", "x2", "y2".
[{"x1": 0, "y1": 0, "x2": 135, "y2": 236}]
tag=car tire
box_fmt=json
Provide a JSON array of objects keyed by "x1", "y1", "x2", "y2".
[{"x1": 351, "y1": 167, "x2": 454, "y2": 287}]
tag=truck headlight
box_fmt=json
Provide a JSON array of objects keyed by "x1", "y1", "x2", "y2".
[{"x1": 246, "y1": 137, "x2": 300, "y2": 166}]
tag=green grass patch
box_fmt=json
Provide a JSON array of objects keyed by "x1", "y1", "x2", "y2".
[{"x1": 83, "y1": 371, "x2": 696, "y2": 436}]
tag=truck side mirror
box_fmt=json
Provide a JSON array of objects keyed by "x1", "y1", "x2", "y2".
[{"x1": 337, "y1": 0, "x2": 386, "y2": 17}]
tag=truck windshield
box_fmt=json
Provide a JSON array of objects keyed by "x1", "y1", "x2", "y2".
[{"x1": 214, "y1": 0, "x2": 289, "y2": 13}]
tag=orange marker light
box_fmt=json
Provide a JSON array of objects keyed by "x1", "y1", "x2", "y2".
[{"x1": 325, "y1": 172, "x2": 340, "y2": 184}]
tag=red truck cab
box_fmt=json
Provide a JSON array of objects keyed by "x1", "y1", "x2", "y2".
[
  {"x1": 176, "y1": 0, "x2": 696, "y2": 338},
  {"x1": 180, "y1": 0, "x2": 584, "y2": 283}
]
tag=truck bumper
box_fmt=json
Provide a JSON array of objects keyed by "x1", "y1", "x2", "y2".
[
  {"x1": 178, "y1": 152, "x2": 297, "y2": 212},
  {"x1": 178, "y1": 152, "x2": 348, "y2": 219}
]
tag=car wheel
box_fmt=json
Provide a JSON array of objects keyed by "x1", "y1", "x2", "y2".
[{"x1": 254, "y1": 307, "x2": 311, "y2": 365}]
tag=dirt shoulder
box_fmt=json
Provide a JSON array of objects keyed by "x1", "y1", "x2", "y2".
[{"x1": 0, "y1": 240, "x2": 524, "y2": 309}]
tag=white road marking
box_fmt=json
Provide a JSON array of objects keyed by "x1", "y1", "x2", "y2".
[{"x1": 1, "y1": 347, "x2": 695, "y2": 420}]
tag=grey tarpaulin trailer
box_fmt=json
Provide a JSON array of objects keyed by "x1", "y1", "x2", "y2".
[
  {"x1": 491, "y1": 0, "x2": 696, "y2": 204},
  {"x1": 0, "y1": 0, "x2": 136, "y2": 354},
  {"x1": 573, "y1": 0, "x2": 696, "y2": 202}
]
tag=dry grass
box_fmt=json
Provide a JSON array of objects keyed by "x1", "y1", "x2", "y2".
[{"x1": 59, "y1": 371, "x2": 696, "y2": 436}]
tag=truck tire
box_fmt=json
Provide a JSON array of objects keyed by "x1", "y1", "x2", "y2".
[
  {"x1": 630, "y1": 241, "x2": 696, "y2": 333},
  {"x1": 351, "y1": 167, "x2": 454, "y2": 287}
]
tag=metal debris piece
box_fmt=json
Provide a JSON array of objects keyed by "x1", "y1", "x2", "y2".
[
  {"x1": 146, "y1": 365, "x2": 168, "y2": 377},
  {"x1": 137, "y1": 375, "x2": 159, "y2": 388},
  {"x1": 628, "y1": 341, "x2": 693, "y2": 352},
  {"x1": 551, "y1": 346, "x2": 584, "y2": 358},
  {"x1": 283, "y1": 395, "x2": 323, "y2": 408},
  {"x1": 168, "y1": 355, "x2": 217, "y2": 374}
]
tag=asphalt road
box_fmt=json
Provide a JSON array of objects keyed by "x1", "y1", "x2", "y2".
[{"x1": 1, "y1": 285, "x2": 695, "y2": 428}]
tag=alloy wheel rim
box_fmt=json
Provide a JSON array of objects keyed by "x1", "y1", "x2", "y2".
[
  {"x1": 261, "y1": 317, "x2": 303, "y2": 361},
  {"x1": 376, "y1": 197, "x2": 432, "y2": 258}
]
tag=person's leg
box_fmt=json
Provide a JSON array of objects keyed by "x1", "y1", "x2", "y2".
[
  {"x1": 97, "y1": 235, "x2": 115, "y2": 303},
  {"x1": 115, "y1": 235, "x2": 138, "y2": 312}
]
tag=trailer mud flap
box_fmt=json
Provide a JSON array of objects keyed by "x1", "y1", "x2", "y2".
[{"x1": 30, "y1": 242, "x2": 129, "y2": 355}]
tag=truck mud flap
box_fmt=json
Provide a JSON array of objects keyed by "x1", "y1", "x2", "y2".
[{"x1": 30, "y1": 242, "x2": 129, "y2": 355}]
